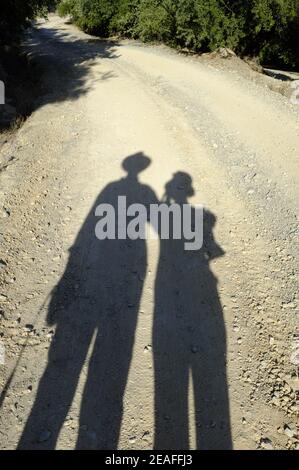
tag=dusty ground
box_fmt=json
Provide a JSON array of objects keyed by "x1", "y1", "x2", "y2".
[{"x1": 0, "y1": 15, "x2": 298, "y2": 450}]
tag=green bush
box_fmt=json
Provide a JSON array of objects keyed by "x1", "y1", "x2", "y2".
[
  {"x1": 109, "y1": 0, "x2": 139, "y2": 36},
  {"x1": 0, "y1": 0, "x2": 56, "y2": 46},
  {"x1": 57, "y1": 0, "x2": 78, "y2": 17},
  {"x1": 133, "y1": 0, "x2": 174, "y2": 42},
  {"x1": 58, "y1": 0, "x2": 115, "y2": 35},
  {"x1": 230, "y1": 0, "x2": 299, "y2": 67},
  {"x1": 174, "y1": 0, "x2": 244, "y2": 51},
  {"x1": 57, "y1": 0, "x2": 299, "y2": 68}
]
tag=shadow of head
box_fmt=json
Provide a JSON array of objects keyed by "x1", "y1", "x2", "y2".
[
  {"x1": 164, "y1": 171, "x2": 195, "y2": 203},
  {"x1": 122, "y1": 152, "x2": 152, "y2": 179}
]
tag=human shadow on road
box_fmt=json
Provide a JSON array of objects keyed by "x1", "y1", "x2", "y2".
[
  {"x1": 18, "y1": 157, "x2": 231, "y2": 450},
  {"x1": 153, "y1": 172, "x2": 232, "y2": 450},
  {"x1": 18, "y1": 153, "x2": 158, "y2": 449}
]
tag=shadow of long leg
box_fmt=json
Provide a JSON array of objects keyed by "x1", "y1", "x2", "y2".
[{"x1": 18, "y1": 320, "x2": 94, "y2": 449}]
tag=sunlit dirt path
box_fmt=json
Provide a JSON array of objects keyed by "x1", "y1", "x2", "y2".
[{"x1": 0, "y1": 15, "x2": 298, "y2": 450}]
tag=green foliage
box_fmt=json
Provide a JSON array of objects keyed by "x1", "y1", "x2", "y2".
[
  {"x1": 174, "y1": 0, "x2": 244, "y2": 51},
  {"x1": 133, "y1": 0, "x2": 174, "y2": 42},
  {"x1": 57, "y1": 0, "x2": 299, "y2": 68},
  {"x1": 58, "y1": 0, "x2": 115, "y2": 34},
  {"x1": 57, "y1": 0, "x2": 78, "y2": 17},
  {"x1": 109, "y1": 0, "x2": 139, "y2": 36},
  {"x1": 245, "y1": 0, "x2": 299, "y2": 67},
  {"x1": 0, "y1": 0, "x2": 56, "y2": 45}
]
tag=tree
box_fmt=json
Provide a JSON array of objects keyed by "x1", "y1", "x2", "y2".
[
  {"x1": 57, "y1": 0, "x2": 299, "y2": 68},
  {"x1": 0, "y1": 0, "x2": 56, "y2": 46}
]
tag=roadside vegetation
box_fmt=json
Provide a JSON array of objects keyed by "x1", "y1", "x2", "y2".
[
  {"x1": 57, "y1": 0, "x2": 299, "y2": 69},
  {"x1": 0, "y1": 0, "x2": 298, "y2": 134},
  {"x1": 0, "y1": 1, "x2": 55, "y2": 46},
  {"x1": 0, "y1": 1, "x2": 56, "y2": 133}
]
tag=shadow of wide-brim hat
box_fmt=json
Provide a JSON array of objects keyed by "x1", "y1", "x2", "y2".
[
  {"x1": 122, "y1": 152, "x2": 151, "y2": 174},
  {"x1": 172, "y1": 171, "x2": 193, "y2": 187},
  {"x1": 165, "y1": 171, "x2": 194, "y2": 198}
]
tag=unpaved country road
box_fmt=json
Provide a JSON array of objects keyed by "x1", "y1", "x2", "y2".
[{"x1": 0, "y1": 15, "x2": 298, "y2": 450}]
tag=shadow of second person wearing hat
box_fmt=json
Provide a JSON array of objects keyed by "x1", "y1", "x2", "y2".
[{"x1": 153, "y1": 172, "x2": 232, "y2": 450}]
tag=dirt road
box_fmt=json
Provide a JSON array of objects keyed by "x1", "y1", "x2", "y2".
[{"x1": 0, "y1": 15, "x2": 298, "y2": 450}]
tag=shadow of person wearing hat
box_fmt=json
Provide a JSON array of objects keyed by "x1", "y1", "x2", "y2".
[
  {"x1": 18, "y1": 153, "x2": 158, "y2": 449},
  {"x1": 153, "y1": 172, "x2": 232, "y2": 450}
]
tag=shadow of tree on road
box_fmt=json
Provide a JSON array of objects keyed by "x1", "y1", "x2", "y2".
[
  {"x1": 26, "y1": 23, "x2": 119, "y2": 109},
  {"x1": 0, "y1": 20, "x2": 118, "y2": 131}
]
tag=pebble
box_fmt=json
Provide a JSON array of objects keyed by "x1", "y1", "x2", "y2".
[
  {"x1": 142, "y1": 431, "x2": 150, "y2": 440},
  {"x1": 1, "y1": 207, "x2": 10, "y2": 218},
  {"x1": 290, "y1": 342, "x2": 299, "y2": 365},
  {"x1": 37, "y1": 429, "x2": 52, "y2": 443},
  {"x1": 260, "y1": 437, "x2": 274, "y2": 450},
  {"x1": 284, "y1": 423, "x2": 297, "y2": 438},
  {"x1": 0, "y1": 259, "x2": 7, "y2": 269},
  {"x1": 24, "y1": 324, "x2": 34, "y2": 332}
]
